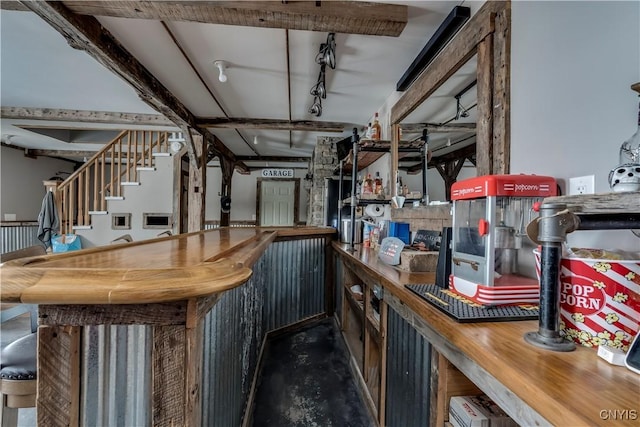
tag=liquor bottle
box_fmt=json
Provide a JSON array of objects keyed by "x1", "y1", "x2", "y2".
[
  {"x1": 374, "y1": 172, "x2": 383, "y2": 195},
  {"x1": 395, "y1": 170, "x2": 402, "y2": 196},
  {"x1": 365, "y1": 123, "x2": 372, "y2": 139},
  {"x1": 363, "y1": 173, "x2": 374, "y2": 195},
  {"x1": 371, "y1": 112, "x2": 382, "y2": 141}
]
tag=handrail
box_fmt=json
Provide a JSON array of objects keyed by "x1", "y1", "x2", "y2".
[{"x1": 56, "y1": 130, "x2": 170, "y2": 234}]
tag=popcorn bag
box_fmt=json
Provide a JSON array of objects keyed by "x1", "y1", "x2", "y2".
[{"x1": 534, "y1": 248, "x2": 640, "y2": 350}]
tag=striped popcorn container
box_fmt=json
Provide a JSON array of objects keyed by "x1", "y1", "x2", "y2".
[{"x1": 534, "y1": 250, "x2": 640, "y2": 350}]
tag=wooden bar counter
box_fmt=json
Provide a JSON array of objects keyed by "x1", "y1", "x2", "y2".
[
  {"x1": 0, "y1": 227, "x2": 334, "y2": 427},
  {"x1": 333, "y1": 242, "x2": 639, "y2": 427}
]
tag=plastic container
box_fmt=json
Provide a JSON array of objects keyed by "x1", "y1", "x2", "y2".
[{"x1": 534, "y1": 249, "x2": 640, "y2": 349}]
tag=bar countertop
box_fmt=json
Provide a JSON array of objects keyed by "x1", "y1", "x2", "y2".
[
  {"x1": 333, "y1": 242, "x2": 640, "y2": 427},
  {"x1": 0, "y1": 227, "x2": 335, "y2": 305}
]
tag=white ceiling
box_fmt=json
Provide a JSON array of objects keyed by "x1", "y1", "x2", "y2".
[{"x1": 0, "y1": 1, "x2": 480, "y2": 166}]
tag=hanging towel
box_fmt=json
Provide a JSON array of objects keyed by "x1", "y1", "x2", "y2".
[{"x1": 37, "y1": 191, "x2": 59, "y2": 248}]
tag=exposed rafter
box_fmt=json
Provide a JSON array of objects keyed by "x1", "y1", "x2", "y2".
[
  {"x1": 197, "y1": 117, "x2": 348, "y2": 133},
  {"x1": 1, "y1": 106, "x2": 174, "y2": 126},
  {"x1": 58, "y1": 1, "x2": 408, "y2": 37},
  {"x1": 19, "y1": 0, "x2": 247, "y2": 172},
  {"x1": 404, "y1": 142, "x2": 476, "y2": 174}
]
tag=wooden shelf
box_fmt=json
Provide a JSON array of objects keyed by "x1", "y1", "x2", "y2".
[
  {"x1": 544, "y1": 191, "x2": 640, "y2": 214},
  {"x1": 338, "y1": 139, "x2": 426, "y2": 173}
]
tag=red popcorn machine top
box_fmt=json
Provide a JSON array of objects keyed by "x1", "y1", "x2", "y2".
[{"x1": 449, "y1": 174, "x2": 557, "y2": 305}]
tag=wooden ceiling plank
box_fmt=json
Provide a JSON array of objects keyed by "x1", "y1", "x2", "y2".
[
  {"x1": 196, "y1": 117, "x2": 347, "y2": 133},
  {"x1": 391, "y1": 2, "x2": 503, "y2": 124},
  {"x1": 1, "y1": 106, "x2": 174, "y2": 127},
  {"x1": 20, "y1": 0, "x2": 245, "y2": 171},
  {"x1": 62, "y1": 1, "x2": 408, "y2": 37}
]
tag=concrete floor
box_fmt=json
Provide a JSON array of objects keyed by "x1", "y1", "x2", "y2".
[
  {"x1": 1, "y1": 313, "x2": 37, "y2": 426},
  {"x1": 251, "y1": 317, "x2": 374, "y2": 427}
]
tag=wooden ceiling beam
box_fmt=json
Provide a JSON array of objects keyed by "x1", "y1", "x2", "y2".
[
  {"x1": 20, "y1": 1, "x2": 247, "y2": 172},
  {"x1": 236, "y1": 156, "x2": 310, "y2": 163},
  {"x1": 197, "y1": 117, "x2": 348, "y2": 133},
  {"x1": 401, "y1": 122, "x2": 476, "y2": 133},
  {"x1": 1, "y1": 106, "x2": 174, "y2": 127},
  {"x1": 25, "y1": 149, "x2": 98, "y2": 158},
  {"x1": 61, "y1": 1, "x2": 408, "y2": 37}
]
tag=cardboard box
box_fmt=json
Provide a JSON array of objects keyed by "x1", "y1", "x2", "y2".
[{"x1": 449, "y1": 395, "x2": 518, "y2": 427}]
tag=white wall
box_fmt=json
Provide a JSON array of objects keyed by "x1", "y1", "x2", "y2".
[
  {"x1": 0, "y1": 146, "x2": 75, "y2": 221},
  {"x1": 511, "y1": 1, "x2": 640, "y2": 252},
  {"x1": 206, "y1": 167, "x2": 308, "y2": 223}
]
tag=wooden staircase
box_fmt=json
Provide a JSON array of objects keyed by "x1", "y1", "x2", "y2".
[{"x1": 56, "y1": 130, "x2": 173, "y2": 235}]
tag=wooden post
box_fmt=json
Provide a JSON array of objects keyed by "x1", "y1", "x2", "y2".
[
  {"x1": 37, "y1": 325, "x2": 81, "y2": 426},
  {"x1": 219, "y1": 157, "x2": 234, "y2": 227},
  {"x1": 187, "y1": 133, "x2": 206, "y2": 233},
  {"x1": 492, "y1": 3, "x2": 511, "y2": 175},
  {"x1": 476, "y1": 33, "x2": 494, "y2": 176}
]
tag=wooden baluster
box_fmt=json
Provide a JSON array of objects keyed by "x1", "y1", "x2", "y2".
[
  {"x1": 110, "y1": 145, "x2": 115, "y2": 198},
  {"x1": 101, "y1": 152, "x2": 106, "y2": 211},
  {"x1": 93, "y1": 156, "x2": 99, "y2": 212},
  {"x1": 147, "y1": 131, "x2": 152, "y2": 168},
  {"x1": 126, "y1": 131, "x2": 131, "y2": 183},
  {"x1": 117, "y1": 137, "x2": 122, "y2": 197},
  {"x1": 133, "y1": 131, "x2": 139, "y2": 182},
  {"x1": 69, "y1": 180, "x2": 74, "y2": 232},
  {"x1": 77, "y1": 171, "x2": 83, "y2": 227},
  {"x1": 61, "y1": 186, "x2": 67, "y2": 235},
  {"x1": 84, "y1": 168, "x2": 90, "y2": 226}
]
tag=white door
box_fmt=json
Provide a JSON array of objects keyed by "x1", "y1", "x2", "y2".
[{"x1": 260, "y1": 180, "x2": 295, "y2": 226}]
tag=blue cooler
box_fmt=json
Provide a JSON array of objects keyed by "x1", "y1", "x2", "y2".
[{"x1": 389, "y1": 222, "x2": 410, "y2": 244}]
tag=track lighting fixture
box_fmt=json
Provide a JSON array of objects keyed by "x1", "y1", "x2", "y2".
[
  {"x1": 309, "y1": 96, "x2": 323, "y2": 117},
  {"x1": 316, "y1": 33, "x2": 336, "y2": 69},
  {"x1": 308, "y1": 33, "x2": 335, "y2": 117},
  {"x1": 213, "y1": 60, "x2": 228, "y2": 82}
]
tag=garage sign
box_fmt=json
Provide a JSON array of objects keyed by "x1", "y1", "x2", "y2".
[{"x1": 261, "y1": 169, "x2": 294, "y2": 178}]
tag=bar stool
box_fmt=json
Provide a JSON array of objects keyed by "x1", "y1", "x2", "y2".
[
  {"x1": 1, "y1": 245, "x2": 44, "y2": 426},
  {"x1": 0, "y1": 333, "x2": 37, "y2": 426}
]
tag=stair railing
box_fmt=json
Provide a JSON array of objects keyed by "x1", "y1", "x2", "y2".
[{"x1": 57, "y1": 130, "x2": 170, "y2": 235}]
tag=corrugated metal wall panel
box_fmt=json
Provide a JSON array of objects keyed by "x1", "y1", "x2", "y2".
[
  {"x1": 1, "y1": 225, "x2": 39, "y2": 253},
  {"x1": 75, "y1": 236, "x2": 327, "y2": 426},
  {"x1": 263, "y1": 238, "x2": 325, "y2": 331},
  {"x1": 385, "y1": 305, "x2": 431, "y2": 427},
  {"x1": 81, "y1": 325, "x2": 152, "y2": 426},
  {"x1": 202, "y1": 255, "x2": 267, "y2": 426}
]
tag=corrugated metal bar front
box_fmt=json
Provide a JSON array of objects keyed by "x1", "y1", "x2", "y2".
[
  {"x1": 263, "y1": 238, "x2": 326, "y2": 331},
  {"x1": 385, "y1": 305, "x2": 431, "y2": 427},
  {"x1": 0, "y1": 224, "x2": 39, "y2": 253},
  {"x1": 76, "y1": 235, "x2": 327, "y2": 426},
  {"x1": 81, "y1": 325, "x2": 152, "y2": 426},
  {"x1": 202, "y1": 254, "x2": 267, "y2": 427}
]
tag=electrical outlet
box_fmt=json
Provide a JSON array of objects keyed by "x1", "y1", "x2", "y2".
[{"x1": 569, "y1": 175, "x2": 595, "y2": 195}]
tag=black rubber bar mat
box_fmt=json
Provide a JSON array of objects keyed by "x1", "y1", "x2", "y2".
[{"x1": 405, "y1": 283, "x2": 539, "y2": 323}]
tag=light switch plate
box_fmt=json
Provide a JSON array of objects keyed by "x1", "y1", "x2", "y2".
[{"x1": 569, "y1": 175, "x2": 595, "y2": 195}]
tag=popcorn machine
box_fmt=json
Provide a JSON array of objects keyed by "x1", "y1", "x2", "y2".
[{"x1": 449, "y1": 175, "x2": 557, "y2": 305}]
